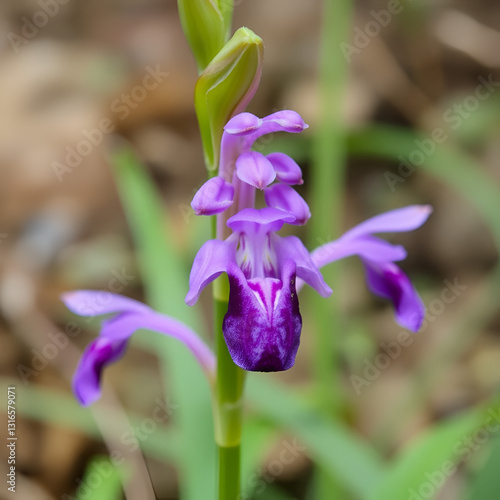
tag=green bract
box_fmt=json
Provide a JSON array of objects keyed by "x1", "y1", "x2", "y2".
[
  {"x1": 177, "y1": 0, "x2": 233, "y2": 72},
  {"x1": 195, "y1": 27, "x2": 264, "y2": 173}
]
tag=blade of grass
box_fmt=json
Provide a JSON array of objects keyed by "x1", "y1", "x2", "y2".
[
  {"x1": 0, "y1": 379, "x2": 181, "y2": 463},
  {"x1": 260, "y1": 485, "x2": 298, "y2": 500},
  {"x1": 75, "y1": 456, "x2": 124, "y2": 500},
  {"x1": 368, "y1": 404, "x2": 499, "y2": 500},
  {"x1": 110, "y1": 145, "x2": 216, "y2": 500},
  {"x1": 464, "y1": 433, "x2": 500, "y2": 500},
  {"x1": 110, "y1": 145, "x2": 203, "y2": 332},
  {"x1": 247, "y1": 376, "x2": 386, "y2": 499},
  {"x1": 241, "y1": 418, "x2": 278, "y2": 497}
]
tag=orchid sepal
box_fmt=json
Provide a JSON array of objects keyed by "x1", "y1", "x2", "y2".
[
  {"x1": 62, "y1": 291, "x2": 215, "y2": 406},
  {"x1": 305, "y1": 205, "x2": 432, "y2": 331}
]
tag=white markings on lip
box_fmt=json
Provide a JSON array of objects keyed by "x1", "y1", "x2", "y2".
[{"x1": 248, "y1": 278, "x2": 282, "y2": 323}]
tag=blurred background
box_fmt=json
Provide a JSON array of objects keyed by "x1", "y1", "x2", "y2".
[{"x1": 0, "y1": 0, "x2": 499, "y2": 499}]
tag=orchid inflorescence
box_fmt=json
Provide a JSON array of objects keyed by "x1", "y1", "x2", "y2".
[{"x1": 62, "y1": 109, "x2": 432, "y2": 406}]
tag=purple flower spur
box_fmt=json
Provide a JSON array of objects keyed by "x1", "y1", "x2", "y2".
[{"x1": 62, "y1": 110, "x2": 432, "y2": 405}]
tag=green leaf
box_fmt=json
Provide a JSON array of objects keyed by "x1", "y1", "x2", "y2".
[
  {"x1": 246, "y1": 376, "x2": 386, "y2": 498},
  {"x1": 465, "y1": 434, "x2": 500, "y2": 500},
  {"x1": 111, "y1": 146, "x2": 216, "y2": 500},
  {"x1": 195, "y1": 27, "x2": 263, "y2": 172},
  {"x1": 368, "y1": 407, "x2": 487, "y2": 500},
  {"x1": 76, "y1": 456, "x2": 124, "y2": 500},
  {"x1": 259, "y1": 484, "x2": 299, "y2": 500},
  {"x1": 110, "y1": 146, "x2": 202, "y2": 330},
  {"x1": 0, "y1": 379, "x2": 181, "y2": 463},
  {"x1": 241, "y1": 417, "x2": 278, "y2": 495},
  {"x1": 177, "y1": 0, "x2": 231, "y2": 72}
]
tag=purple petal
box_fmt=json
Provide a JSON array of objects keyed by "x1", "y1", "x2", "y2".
[
  {"x1": 275, "y1": 235, "x2": 332, "y2": 297},
  {"x1": 72, "y1": 310, "x2": 215, "y2": 406},
  {"x1": 72, "y1": 337, "x2": 128, "y2": 406},
  {"x1": 341, "y1": 205, "x2": 433, "y2": 241},
  {"x1": 100, "y1": 312, "x2": 216, "y2": 375},
  {"x1": 236, "y1": 151, "x2": 276, "y2": 190},
  {"x1": 191, "y1": 177, "x2": 234, "y2": 216},
  {"x1": 311, "y1": 236, "x2": 407, "y2": 269},
  {"x1": 61, "y1": 290, "x2": 149, "y2": 317},
  {"x1": 224, "y1": 112, "x2": 263, "y2": 135},
  {"x1": 257, "y1": 111, "x2": 308, "y2": 136},
  {"x1": 264, "y1": 184, "x2": 311, "y2": 225},
  {"x1": 219, "y1": 111, "x2": 307, "y2": 185},
  {"x1": 363, "y1": 260, "x2": 425, "y2": 332},
  {"x1": 218, "y1": 112, "x2": 263, "y2": 179},
  {"x1": 227, "y1": 207, "x2": 295, "y2": 234},
  {"x1": 223, "y1": 261, "x2": 302, "y2": 371},
  {"x1": 266, "y1": 152, "x2": 303, "y2": 185},
  {"x1": 185, "y1": 238, "x2": 236, "y2": 305},
  {"x1": 64, "y1": 290, "x2": 216, "y2": 406}
]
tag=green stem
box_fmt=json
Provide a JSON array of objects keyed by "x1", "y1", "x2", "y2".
[
  {"x1": 218, "y1": 444, "x2": 241, "y2": 500},
  {"x1": 213, "y1": 278, "x2": 246, "y2": 500}
]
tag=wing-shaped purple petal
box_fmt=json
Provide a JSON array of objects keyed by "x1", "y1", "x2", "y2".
[
  {"x1": 341, "y1": 205, "x2": 433, "y2": 241},
  {"x1": 236, "y1": 151, "x2": 276, "y2": 189},
  {"x1": 185, "y1": 238, "x2": 236, "y2": 305},
  {"x1": 191, "y1": 177, "x2": 234, "y2": 215},
  {"x1": 61, "y1": 290, "x2": 150, "y2": 317},
  {"x1": 101, "y1": 312, "x2": 215, "y2": 374},
  {"x1": 362, "y1": 260, "x2": 425, "y2": 332},
  {"x1": 227, "y1": 207, "x2": 295, "y2": 234},
  {"x1": 266, "y1": 152, "x2": 303, "y2": 185},
  {"x1": 275, "y1": 235, "x2": 332, "y2": 297},
  {"x1": 311, "y1": 236, "x2": 407, "y2": 268},
  {"x1": 264, "y1": 184, "x2": 311, "y2": 225},
  {"x1": 223, "y1": 261, "x2": 302, "y2": 371},
  {"x1": 224, "y1": 112, "x2": 263, "y2": 135},
  {"x1": 219, "y1": 111, "x2": 307, "y2": 185},
  {"x1": 257, "y1": 110, "x2": 308, "y2": 136}
]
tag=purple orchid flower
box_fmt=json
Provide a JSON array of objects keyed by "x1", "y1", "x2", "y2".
[
  {"x1": 185, "y1": 203, "x2": 431, "y2": 371},
  {"x1": 185, "y1": 207, "x2": 331, "y2": 371},
  {"x1": 62, "y1": 109, "x2": 432, "y2": 406},
  {"x1": 61, "y1": 291, "x2": 215, "y2": 406},
  {"x1": 186, "y1": 110, "x2": 432, "y2": 372}
]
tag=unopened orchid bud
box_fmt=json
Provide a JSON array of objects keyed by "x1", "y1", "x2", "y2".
[
  {"x1": 195, "y1": 27, "x2": 264, "y2": 173},
  {"x1": 177, "y1": 0, "x2": 233, "y2": 72}
]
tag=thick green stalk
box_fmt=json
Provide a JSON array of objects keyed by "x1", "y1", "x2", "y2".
[
  {"x1": 218, "y1": 444, "x2": 240, "y2": 500},
  {"x1": 213, "y1": 278, "x2": 246, "y2": 499}
]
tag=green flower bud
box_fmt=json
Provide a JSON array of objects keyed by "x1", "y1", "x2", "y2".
[
  {"x1": 195, "y1": 27, "x2": 264, "y2": 173},
  {"x1": 177, "y1": 0, "x2": 234, "y2": 72}
]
